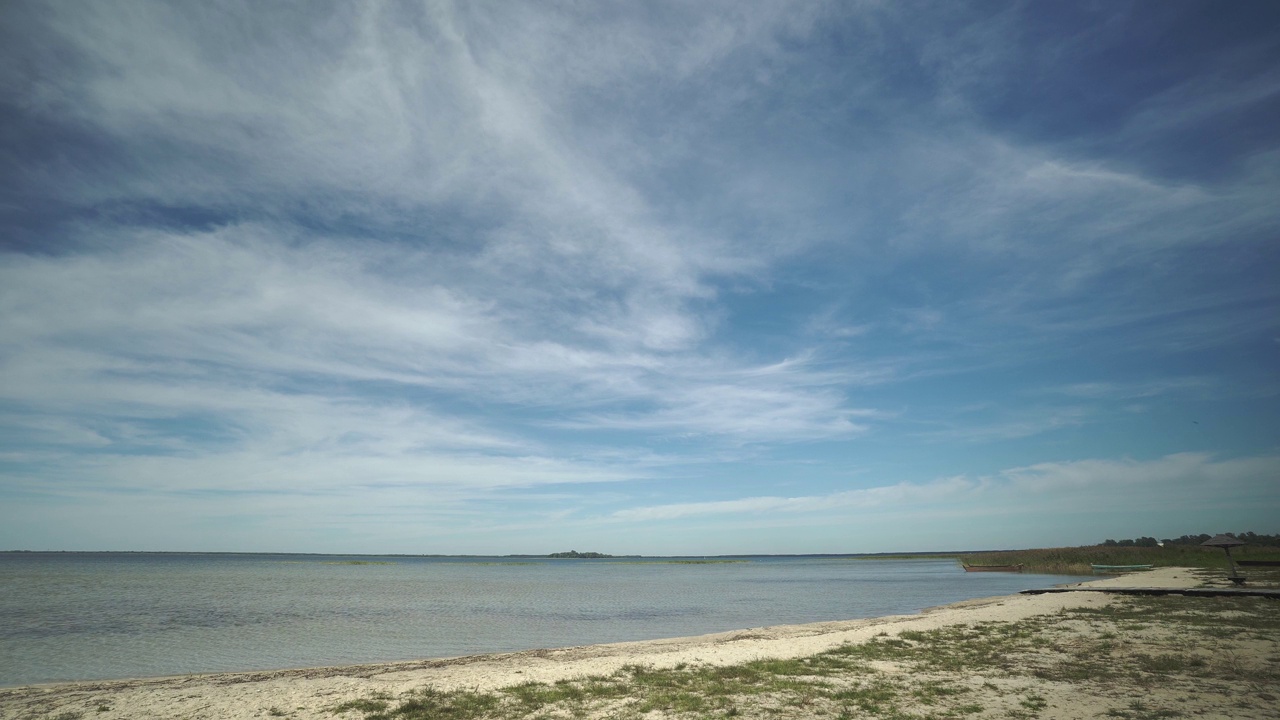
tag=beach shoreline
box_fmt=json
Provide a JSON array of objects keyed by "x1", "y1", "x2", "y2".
[{"x1": 6, "y1": 567, "x2": 1269, "y2": 720}]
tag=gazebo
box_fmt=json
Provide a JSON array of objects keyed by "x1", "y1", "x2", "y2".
[{"x1": 1201, "y1": 534, "x2": 1246, "y2": 585}]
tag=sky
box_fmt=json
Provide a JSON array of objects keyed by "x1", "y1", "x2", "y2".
[{"x1": 1, "y1": 1, "x2": 1278, "y2": 555}]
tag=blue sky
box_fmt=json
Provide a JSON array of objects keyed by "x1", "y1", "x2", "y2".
[{"x1": 1, "y1": 1, "x2": 1277, "y2": 554}]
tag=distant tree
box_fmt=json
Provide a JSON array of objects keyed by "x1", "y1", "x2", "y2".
[
  {"x1": 1115, "y1": 532, "x2": 1279, "y2": 547},
  {"x1": 1149, "y1": 534, "x2": 1201, "y2": 546},
  {"x1": 548, "y1": 550, "x2": 612, "y2": 558},
  {"x1": 1103, "y1": 539, "x2": 1118, "y2": 546}
]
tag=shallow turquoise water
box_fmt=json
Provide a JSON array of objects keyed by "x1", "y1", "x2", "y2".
[{"x1": 0, "y1": 553, "x2": 1088, "y2": 686}]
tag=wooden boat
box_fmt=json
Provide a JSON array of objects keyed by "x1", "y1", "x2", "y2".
[
  {"x1": 1090, "y1": 564, "x2": 1153, "y2": 573},
  {"x1": 1237, "y1": 560, "x2": 1280, "y2": 567},
  {"x1": 962, "y1": 563, "x2": 1023, "y2": 572}
]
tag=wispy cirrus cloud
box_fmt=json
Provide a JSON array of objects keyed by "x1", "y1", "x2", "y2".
[
  {"x1": 1043, "y1": 378, "x2": 1217, "y2": 401},
  {"x1": 611, "y1": 475, "x2": 980, "y2": 522},
  {"x1": 0, "y1": 224, "x2": 871, "y2": 434}
]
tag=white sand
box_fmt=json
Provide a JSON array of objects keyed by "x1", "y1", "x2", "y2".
[{"x1": 0, "y1": 568, "x2": 1210, "y2": 720}]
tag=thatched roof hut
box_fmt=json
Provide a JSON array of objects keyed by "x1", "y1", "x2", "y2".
[{"x1": 1202, "y1": 534, "x2": 1246, "y2": 583}]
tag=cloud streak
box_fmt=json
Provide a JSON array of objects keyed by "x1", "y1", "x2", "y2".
[{"x1": 611, "y1": 454, "x2": 1280, "y2": 528}]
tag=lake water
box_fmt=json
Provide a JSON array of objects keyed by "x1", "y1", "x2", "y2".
[{"x1": 0, "y1": 553, "x2": 1089, "y2": 687}]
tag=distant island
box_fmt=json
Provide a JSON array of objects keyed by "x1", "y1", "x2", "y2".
[{"x1": 547, "y1": 551, "x2": 612, "y2": 559}]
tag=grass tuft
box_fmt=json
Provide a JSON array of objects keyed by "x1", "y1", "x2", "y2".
[{"x1": 333, "y1": 697, "x2": 390, "y2": 714}]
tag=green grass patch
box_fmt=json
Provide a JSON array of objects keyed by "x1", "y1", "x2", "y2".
[
  {"x1": 1135, "y1": 653, "x2": 1206, "y2": 674},
  {"x1": 911, "y1": 681, "x2": 968, "y2": 704},
  {"x1": 1105, "y1": 700, "x2": 1183, "y2": 719},
  {"x1": 382, "y1": 688, "x2": 500, "y2": 720},
  {"x1": 831, "y1": 679, "x2": 899, "y2": 712},
  {"x1": 332, "y1": 697, "x2": 391, "y2": 715}
]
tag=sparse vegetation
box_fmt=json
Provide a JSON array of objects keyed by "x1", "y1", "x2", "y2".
[{"x1": 331, "y1": 594, "x2": 1280, "y2": 720}]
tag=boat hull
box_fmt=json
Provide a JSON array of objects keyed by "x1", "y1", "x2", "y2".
[
  {"x1": 962, "y1": 564, "x2": 1023, "y2": 572},
  {"x1": 1090, "y1": 564, "x2": 1153, "y2": 574}
]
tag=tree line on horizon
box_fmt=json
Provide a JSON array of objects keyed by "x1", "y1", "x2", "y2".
[
  {"x1": 547, "y1": 550, "x2": 613, "y2": 558},
  {"x1": 1101, "y1": 531, "x2": 1280, "y2": 547}
]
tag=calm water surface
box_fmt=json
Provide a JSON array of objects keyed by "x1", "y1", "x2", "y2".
[{"x1": 0, "y1": 553, "x2": 1089, "y2": 687}]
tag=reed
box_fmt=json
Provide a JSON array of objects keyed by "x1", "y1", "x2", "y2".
[{"x1": 958, "y1": 543, "x2": 1280, "y2": 575}]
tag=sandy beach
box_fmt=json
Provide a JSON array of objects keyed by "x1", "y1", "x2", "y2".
[{"x1": 3, "y1": 567, "x2": 1276, "y2": 720}]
